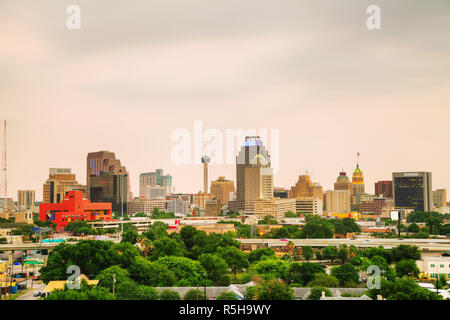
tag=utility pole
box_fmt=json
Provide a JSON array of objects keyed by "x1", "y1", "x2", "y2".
[
  {"x1": 204, "y1": 271, "x2": 207, "y2": 300},
  {"x1": 112, "y1": 273, "x2": 116, "y2": 296}
]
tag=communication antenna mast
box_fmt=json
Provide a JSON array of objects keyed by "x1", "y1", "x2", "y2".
[{"x1": 1, "y1": 120, "x2": 6, "y2": 211}]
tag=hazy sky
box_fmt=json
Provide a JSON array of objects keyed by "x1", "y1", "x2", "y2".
[{"x1": 1, "y1": 0, "x2": 449, "y2": 201}]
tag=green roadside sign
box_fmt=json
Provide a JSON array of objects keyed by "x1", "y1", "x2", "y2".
[{"x1": 24, "y1": 261, "x2": 43, "y2": 265}]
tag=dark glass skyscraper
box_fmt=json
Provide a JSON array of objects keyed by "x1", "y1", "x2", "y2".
[
  {"x1": 90, "y1": 171, "x2": 128, "y2": 213},
  {"x1": 393, "y1": 172, "x2": 432, "y2": 212}
]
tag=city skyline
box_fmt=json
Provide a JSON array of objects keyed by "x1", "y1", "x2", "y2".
[{"x1": 1, "y1": 0, "x2": 449, "y2": 201}]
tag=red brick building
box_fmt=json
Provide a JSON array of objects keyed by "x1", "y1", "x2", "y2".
[
  {"x1": 39, "y1": 191, "x2": 112, "y2": 231},
  {"x1": 374, "y1": 180, "x2": 393, "y2": 198}
]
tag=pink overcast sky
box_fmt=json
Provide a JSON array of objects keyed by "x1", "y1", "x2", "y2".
[{"x1": 1, "y1": 0, "x2": 449, "y2": 201}]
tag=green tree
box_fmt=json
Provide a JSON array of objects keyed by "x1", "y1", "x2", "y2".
[
  {"x1": 395, "y1": 260, "x2": 419, "y2": 278},
  {"x1": 299, "y1": 216, "x2": 334, "y2": 238},
  {"x1": 134, "y1": 212, "x2": 147, "y2": 217},
  {"x1": 248, "y1": 247, "x2": 276, "y2": 263},
  {"x1": 426, "y1": 216, "x2": 442, "y2": 235},
  {"x1": 154, "y1": 256, "x2": 205, "y2": 286},
  {"x1": 391, "y1": 245, "x2": 421, "y2": 262},
  {"x1": 366, "y1": 277, "x2": 442, "y2": 300},
  {"x1": 115, "y1": 281, "x2": 159, "y2": 300},
  {"x1": 45, "y1": 280, "x2": 116, "y2": 300},
  {"x1": 142, "y1": 222, "x2": 168, "y2": 241},
  {"x1": 322, "y1": 246, "x2": 338, "y2": 262},
  {"x1": 331, "y1": 263, "x2": 359, "y2": 286},
  {"x1": 64, "y1": 221, "x2": 92, "y2": 235},
  {"x1": 250, "y1": 258, "x2": 290, "y2": 281},
  {"x1": 97, "y1": 265, "x2": 131, "y2": 292},
  {"x1": 407, "y1": 223, "x2": 420, "y2": 233},
  {"x1": 245, "y1": 286, "x2": 257, "y2": 300},
  {"x1": 179, "y1": 226, "x2": 199, "y2": 251},
  {"x1": 237, "y1": 224, "x2": 251, "y2": 238},
  {"x1": 216, "y1": 246, "x2": 249, "y2": 275},
  {"x1": 216, "y1": 291, "x2": 238, "y2": 300},
  {"x1": 184, "y1": 289, "x2": 206, "y2": 300},
  {"x1": 360, "y1": 246, "x2": 393, "y2": 263},
  {"x1": 331, "y1": 218, "x2": 361, "y2": 236},
  {"x1": 136, "y1": 286, "x2": 159, "y2": 300},
  {"x1": 307, "y1": 273, "x2": 339, "y2": 288},
  {"x1": 149, "y1": 236, "x2": 187, "y2": 261},
  {"x1": 121, "y1": 229, "x2": 139, "y2": 245},
  {"x1": 302, "y1": 246, "x2": 314, "y2": 260},
  {"x1": 284, "y1": 211, "x2": 300, "y2": 218},
  {"x1": 255, "y1": 280, "x2": 294, "y2": 300},
  {"x1": 307, "y1": 286, "x2": 332, "y2": 300},
  {"x1": 438, "y1": 274, "x2": 448, "y2": 289},
  {"x1": 286, "y1": 262, "x2": 325, "y2": 286},
  {"x1": 159, "y1": 289, "x2": 181, "y2": 300},
  {"x1": 198, "y1": 253, "x2": 229, "y2": 283},
  {"x1": 39, "y1": 240, "x2": 140, "y2": 282},
  {"x1": 127, "y1": 256, "x2": 176, "y2": 287},
  {"x1": 338, "y1": 246, "x2": 349, "y2": 264}
]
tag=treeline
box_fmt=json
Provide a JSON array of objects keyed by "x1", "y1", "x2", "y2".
[{"x1": 39, "y1": 222, "x2": 443, "y2": 300}]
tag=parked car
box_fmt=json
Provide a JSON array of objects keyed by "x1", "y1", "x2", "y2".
[
  {"x1": 441, "y1": 252, "x2": 450, "y2": 257},
  {"x1": 32, "y1": 276, "x2": 39, "y2": 280},
  {"x1": 33, "y1": 291, "x2": 41, "y2": 297}
]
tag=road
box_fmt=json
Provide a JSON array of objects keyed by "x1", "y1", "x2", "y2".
[
  {"x1": 238, "y1": 238, "x2": 450, "y2": 250},
  {"x1": 16, "y1": 279, "x2": 46, "y2": 300}
]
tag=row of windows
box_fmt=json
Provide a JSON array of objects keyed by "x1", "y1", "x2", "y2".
[
  {"x1": 430, "y1": 264, "x2": 450, "y2": 268},
  {"x1": 429, "y1": 273, "x2": 450, "y2": 279},
  {"x1": 61, "y1": 215, "x2": 88, "y2": 219}
]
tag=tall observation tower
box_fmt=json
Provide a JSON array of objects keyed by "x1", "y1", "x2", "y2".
[
  {"x1": 201, "y1": 156, "x2": 210, "y2": 193},
  {"x1": 1, "y1": 121, "x2": 7, "y2": 211}
]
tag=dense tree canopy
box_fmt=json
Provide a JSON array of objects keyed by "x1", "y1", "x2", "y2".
[
  {"x1": 366, "y1": 277, "x2": 443, "y2": 300},
  {"x1": 255, "y1": 280, "x2": 294, "y2": 300},
  {"x1": 39, "y1": 240, "x2": 140, "y2": 283},
  {"x1": 331, "y1": 263, "x2": 359, "y2": 286},
  {"x1": 298, "y1": 216, "x2": 334, "y2": 238}
]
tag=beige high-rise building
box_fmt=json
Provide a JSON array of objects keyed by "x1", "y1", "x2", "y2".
[
  {"x1": 295, "y1": 197, "x2": 323, "y2": 215},
  {"x1": 433, "y1": 189, "x2": 447, "y2": 209},
  {"x1": 17, "y1": 190, "x2": 35, "y2": 208},
  {"x1": 210, "y1": 176, "x2": 235, "y2": 204},
  {"x1": 290, "y1": 174, "x2": 323, "y2": 200},
  {"x1": 244, "y1": 198, "x2": 296, "y2": 218},
  {"x1": 193, "y1": 192, "x2": 212, "y2": 209},
  {"x1": 334, "y1": 171, "x2": 352, "y2": 196},
  {"x1": 205, "y1": 199, "x2": 221, "y2": 216},
  {"x1": 43, "y1": 168, "x2": 86, "y2": 204},
  {"x1": 87, "y1": 151, "x2": 132, "y2": 201},
  {"x1": 230, "y1": 136, "x2": 273, "y2": 214},
  {"x1": 127, "y1": 198, "x2": 167, "y2": 215},
  {"x1": 325, "y1": 190, "x2": 351, "y2": 213}
]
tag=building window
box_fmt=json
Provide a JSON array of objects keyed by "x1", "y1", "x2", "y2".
[
  {"x1": 431, "y1": 264, "x2": 435, "y2": 268},
  {"x1": 440, "y1": 264, "x2": 444, "y2": 268},
  {"x1": 430, "y1": 273, "x2": 437, "y2": 279}
]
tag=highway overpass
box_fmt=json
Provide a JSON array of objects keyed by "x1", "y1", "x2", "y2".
[{"x1": 238, "y1": 238, "x2": 450, "y2": 251}]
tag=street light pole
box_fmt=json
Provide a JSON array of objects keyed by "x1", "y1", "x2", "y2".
[{"x1": 204, "y1": 271, "x2": 207, "y2": 300}]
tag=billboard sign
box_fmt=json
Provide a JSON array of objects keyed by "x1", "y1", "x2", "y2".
[{"x1": 390, "y1": 210, "x2": 401, "y2": 221}]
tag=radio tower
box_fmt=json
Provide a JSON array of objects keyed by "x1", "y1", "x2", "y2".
[{"x1": 1, "y1": 120, "x2": 6, "y2": 212}]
